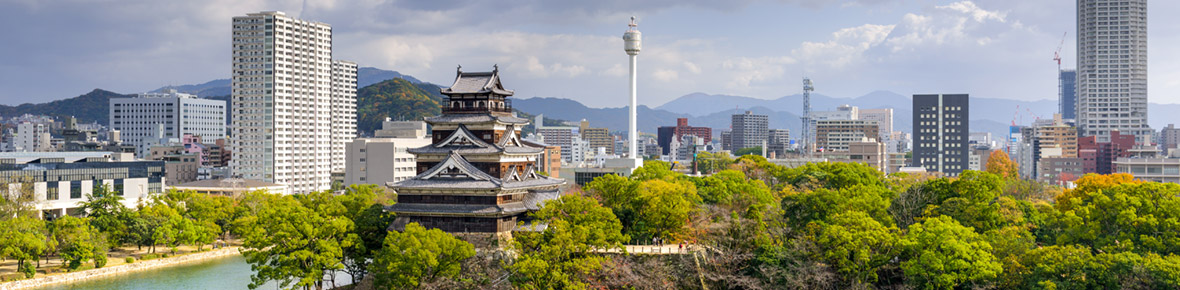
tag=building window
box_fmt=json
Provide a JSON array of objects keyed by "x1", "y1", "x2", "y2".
[
  {"x1": 47, "y1": 186, "x2": 59, "y2": 201},
  {"x1": 70, "y1": 181, "x2": 82, "y2": 199}
]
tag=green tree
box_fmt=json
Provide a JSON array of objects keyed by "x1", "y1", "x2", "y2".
[
  {"x1": 777, "y1": 161, "x2": 886, "y2": 191},
  {"x1": 338, "y1": 185, "x2": 395, "y2": 283},
  {"x1": 782, "y1": 184, "x2": 894, "y2": 231},
  {"x1": 809, "y1": 211, "x2": 899, "y2": 285},
  {"x1": 0, "y1": 180, "x2": 37, "y2": 220},
  {"x1": 634, "y1": 179, "x2": 700, "y2": 241},
  {"x1": 238, "y1": 192, "x2": 356, "y2": 290},
  {"x1": 899, "y1": 215, "x2": 1001, "y2": 289},
  {"x1": 512, "y1": 195, "x2": 628, "y2": 290},
  {"x1": 695, "y1": 151, "x2": 735, "y2": 175},
  {"x1": 78, "y1": 184, "x2": 129, "y2": 246},
  {"x1": 371, "y1": 223, "x2": 474, "y2": 289},
  {"x1": 734, "y1": 146, "x2": 763, "y2": 157},
  {"x1": 0, "y1": 217, "x2": 47, "y2": 277},
  {"x1": 50, "y1": 216, "x2": 106, "y2": 270},
  {"x1": 1052, "y1": 175, "x2": 1180, "y2": 254}
]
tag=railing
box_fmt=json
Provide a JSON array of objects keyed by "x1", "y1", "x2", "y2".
[{"x1": 442, "y1": 98, "x2": 513, "y2": 113}]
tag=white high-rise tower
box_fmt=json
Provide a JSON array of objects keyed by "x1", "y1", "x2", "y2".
[
  {"x1": 1077, "y1": 0, "x2": 1150, "y2": 143},
  {"x1": 624, "y1": 17, "x2": 641, "y2": 161},
  {"x1": 231, "y1": 11, "x2": 357, "y2": 194}
]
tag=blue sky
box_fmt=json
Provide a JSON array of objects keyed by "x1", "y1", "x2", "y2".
[{"x1": 2, "y1": 0, "x2": 1178, "y2": 108}]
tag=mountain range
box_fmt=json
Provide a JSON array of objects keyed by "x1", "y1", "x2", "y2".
[{"x1": 15, "y1": 67, "x2": 1180, "y2": 144}]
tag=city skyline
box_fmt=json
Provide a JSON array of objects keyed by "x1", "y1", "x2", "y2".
[{"x1": 6, "y1": 1, "x2": 1180, "y2": 108}]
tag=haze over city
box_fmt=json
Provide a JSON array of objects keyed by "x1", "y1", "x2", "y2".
[{"x1": 6, "y1": 0, "x2": 1180, "y2": 107}]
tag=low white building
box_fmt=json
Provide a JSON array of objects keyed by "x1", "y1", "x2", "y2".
[
  {"x1": 0, "y1": 152, "x2": 165, "y2": 219},
  {"x1": 344, "y1": 121, "x2": 432, "y2": 186}
]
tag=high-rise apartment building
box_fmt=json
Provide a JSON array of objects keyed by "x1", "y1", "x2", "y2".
[
  {"x1": 731, "y1": 111, "x2": 768, "y2": 151},
  {"x1": 330, "y1": 60, "x2": 358, "y2": 173},
  {"x1": 109, "y1": 90, "x2": 227, "y2": 157},
  {"x1": 1077, "y1": 0, "x2": 1150, "y2": 143},
  {"x1": 579, "y1": 120, "x2": 613, "y2": 155},
  {"x1": 231, "y1": 11, "x2": 355, "y2": 193},
  {"x1": 1059, "y1": 69, "x2": 1077, "y2": 120},
  {"x1": 912, "y1": 94, "x2": 969, "y2": 176},
  {"x1": 1161, "y1": 124, "x2": 1180, "y2": 150}
]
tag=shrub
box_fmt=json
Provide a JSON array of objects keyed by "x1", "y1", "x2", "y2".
[
  {"x1": 140, "y1": 254, "x2": 159, "y2": 261},
  {"x1": 125, "y1": 257, "x2": 135, "y2": 264},
  {"x1": 94, "y1": 254, "x2": 108, "y2": 268}
]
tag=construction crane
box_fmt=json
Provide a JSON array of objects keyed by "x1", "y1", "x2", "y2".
[{"x1": 800, "y1": 78, "x2": 814, "y2": 154}]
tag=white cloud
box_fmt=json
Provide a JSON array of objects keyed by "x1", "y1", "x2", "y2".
[{"x1": 653, "y1": 69, "x2": 679, "y2": 81}]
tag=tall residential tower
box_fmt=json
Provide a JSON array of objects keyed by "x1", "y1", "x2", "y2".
[
  {"x1": 231, "y1": 11, "x2": 357, "y2": 193},
  {"x1": 912, "y1": 94, "x2": 969, "y2": 176},
  {"x1": 1077, "y1": 0, "x2": 1150, "y2": 143}
]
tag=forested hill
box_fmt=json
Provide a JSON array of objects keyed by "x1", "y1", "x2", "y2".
[{"x1": 0, "y1": 89, "x2": 131, "y2": 124}]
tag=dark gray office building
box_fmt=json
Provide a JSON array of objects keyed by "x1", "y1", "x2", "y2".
[
  {"x1": 1059, "y1": 69, "x2": 1077, "y2": 120},
  {"x1": 912, "y1": 94, "x2": 969, "y2": 176}
]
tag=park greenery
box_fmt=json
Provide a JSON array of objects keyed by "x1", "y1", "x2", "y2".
[{"x1": 6, "y1": 155, "x2": 1180, "y2": 289}]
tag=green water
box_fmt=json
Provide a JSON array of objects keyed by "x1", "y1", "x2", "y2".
[{"x1": 36, "y1": 254, "x2": 353, "y2": 290}]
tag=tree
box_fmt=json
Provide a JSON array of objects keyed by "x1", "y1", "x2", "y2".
[
  {"x1": 371, "y1": 223, "x2": 475, "y2": 289},
  {"x1": 50, "y1": 216, "x2": 106, "y2": 270},
  {"x1": 338, "y1": 185, "x2": 395, "y2": 283},
  {"x1": 0, "y1": 180, "x2": 37, "y2": 220},
  {"x1": 899, "y1": 215, "x2": 1001, "y2": 289},
  {"x1": 695, "y1": 151, "x2": 735, "y2": 175},
  {"x1": 238, "y1": 192, "x2": 356, "y2": 290},
  {"x1": 809, "y1": 211, "x2": 899, "y2": 285},
  {"x1": 782, "y1": 184, "x2": 895, "y2": 231},
  {"x1": 1052, "y1": 178, "x2": 1180, "y2": 254},
  {"x1": 511, "y1": 195, "x2": 628, "y2": 290},
  {"x1": 634, "y1": 179, "x2": 700, "y2": 241},
  {"x1": 734, "y1": 146, "x2": 763, "y2": 157},
  {"x1": 78, "y1": 184, "x2": 129, "y2": 246},
  {"x1": 985, "y1": 150, "x2": 1019, "y2": 179},
  {"x1": 0, "y1": 217, "x2": 47, "y2": 277}
]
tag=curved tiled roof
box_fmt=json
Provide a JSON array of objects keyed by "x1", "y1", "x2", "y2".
[
  {"x1": 441, "y1": 70, "x2": 515, "y2": 96},
  {"x1": 424, "y1": 114, "x2": 529, "y2": 125}
]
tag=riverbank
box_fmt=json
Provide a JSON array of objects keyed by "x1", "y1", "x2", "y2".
[{"x1": 0, "y1": 247, "x2": 241, "y2": 290}]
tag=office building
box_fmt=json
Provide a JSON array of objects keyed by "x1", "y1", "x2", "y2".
[
  {"x1": 343, "y1": 121, "x2": 431, "y2": 186},
  {"x1": 1160, "y1": 124, "x2": 1180, "y2": 150},
  {"x1": 731, "y1": 111, "x2": 768, "y2": 151},
  {"x1": 912, "y1": 94, "x2": 969, "y2": 176},
  {"x1": 1077, "y1": 0, "x2": 1151, "y2": 143},
  {"x1": 330, "y1": 60, "x2": 359, "y2": 174},
  {"x1": 109, "y1": 90, "x2": 226, "y2": 157},
  {"x1": 767, "y1": 129, "x2": 791, "y2": 157},
  {"x1": 1079, "y1": 130, "x2": 1136, "y2": 174},
  {"x1": 657, "y1": 118, "x2": 712, "y2": 155},
  {"x1": 858, "y1": 108, "x2": 893, "y2": 141},
  {"x1": 231, "y1": 11, "x2": 357, "y2": 193},
  {"x1": 0, "y1": 152, "x2": 164, "y2": 219},
  {"x1": 818, "y1": 141, "x2": 888, "y2": 173},
  {"x1": 816, "y1": 120, "x2": 878, "y2": 152},
  {"x1": 1059, "y1": 69, "x2": 1077, "y2": 120}
]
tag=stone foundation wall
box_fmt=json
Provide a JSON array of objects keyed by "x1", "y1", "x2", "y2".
[{"x1": 0, "y1": 247, "x2": 241, "y2": 290}]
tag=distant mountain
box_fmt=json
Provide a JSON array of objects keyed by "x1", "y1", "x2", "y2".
[
  {"x1": 152, "y1": 79, "x2": 230, "y2": 98},
  {"x1": 355, "y1": 78, "x2": 444, "y2": 134},
  {"x1": 358, "y1": 67, "x2": 422, "y2": 88},
  {"x1": 0, "y1": 89, "x2": 132, "y2": 124},
  {"x1": 149, "y1": 67, "x2": 420, "y2": 98}
]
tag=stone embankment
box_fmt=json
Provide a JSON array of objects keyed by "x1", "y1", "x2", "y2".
[{"x1": 0, "y1": 247, "x2": 241, "y2": 290}]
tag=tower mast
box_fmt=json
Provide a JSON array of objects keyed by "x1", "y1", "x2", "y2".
[
  {"x1": 801, "y1": 77, "x2": 814, "y2": 154},
  {"x1": 624, "y1": 17, "x2": 642, "y2": 161}
]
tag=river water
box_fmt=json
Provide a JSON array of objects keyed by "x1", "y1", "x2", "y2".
[{"x1": 35, "y1": 254, "x2": 353, "y2": 290}]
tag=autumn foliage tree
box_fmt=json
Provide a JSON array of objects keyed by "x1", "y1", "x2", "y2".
[{"x1": 985, "y1": 150, "x2": 1019, "y2": 179}]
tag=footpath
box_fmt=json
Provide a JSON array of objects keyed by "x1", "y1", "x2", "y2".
[{"x1": 0, "y1": 247, "x2": 241, "y2": 290}]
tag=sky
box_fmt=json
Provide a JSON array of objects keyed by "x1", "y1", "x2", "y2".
[{"x1": 2, "y1": 0, "x2": 1179, "y2": 108}]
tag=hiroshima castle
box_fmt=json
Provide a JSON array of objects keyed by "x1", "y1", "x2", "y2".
[{"x1": 385, "y1": 66, "x2": 565, "y2": 244}]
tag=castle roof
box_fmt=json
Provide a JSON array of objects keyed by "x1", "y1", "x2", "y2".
[{"x1": 441, "y1": 67, "x2": 514, "y2": 96}]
